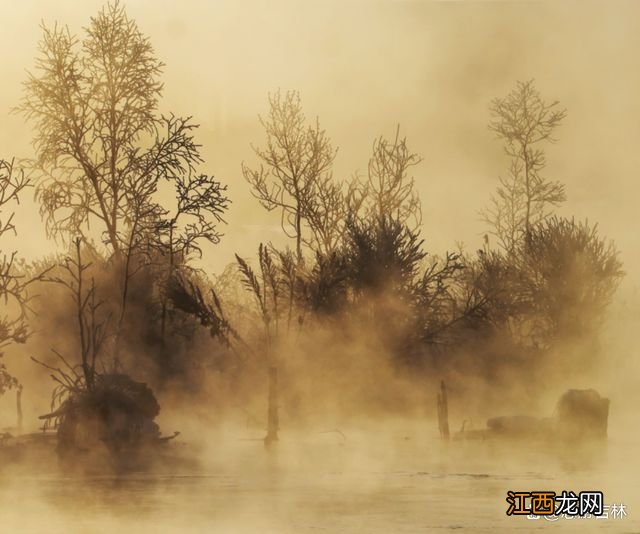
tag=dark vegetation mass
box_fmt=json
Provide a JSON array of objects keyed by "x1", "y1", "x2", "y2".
[{"x1": 0, "y1": 3, "x2": 623, "y2": 462}]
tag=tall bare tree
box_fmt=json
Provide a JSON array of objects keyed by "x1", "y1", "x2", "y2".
[
  {"x1": 482, "y1": 80, "x2": 567, "y2": 252},
  {"x1": 242, "y1": 90, "x2": 337, "y2": 260},
  {"x1": 18, "y1": 2, "x2": 202, "y2": 259},
  {"x1": 20, "y1": 3, "x2": 229, "y2": 361}
]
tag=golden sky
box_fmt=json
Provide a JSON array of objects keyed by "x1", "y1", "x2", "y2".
[{"x1": 0, "y1": 0, "x2": 638, "y2": 286}]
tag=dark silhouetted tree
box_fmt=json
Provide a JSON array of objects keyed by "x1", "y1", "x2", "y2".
[
  {"x1": 153, "y1": 168, "x2": 230, "y2": 340},
  {"x1": 518, "y1": 216, "x2": 623, "y2": 347},
  {"x1": 344, "y1": 215, "x2": 425, "y2": 298},
  {"x1": 468, "y1": 216, "x2": 623, "y2": 359}
]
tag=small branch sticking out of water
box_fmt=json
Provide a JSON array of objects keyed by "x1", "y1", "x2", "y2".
[{"x1": 437, "y1": 380, "x2": 450, "y2": 441}]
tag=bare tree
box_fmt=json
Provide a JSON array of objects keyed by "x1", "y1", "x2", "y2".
[
  {"x1": 154, "y1": 168, "x2": 230, "y2": 340},
  {"x1": 304, "y1": 175, "x2": 366, "y2": 256},
  {"x1": 20, "y1": 4, "x2": 229, "y2": 361},
  {"x1": 242, "y1": 90, "x2": 337, "y2": 260},
  {"x1": 362, "y1": 125, "x2": 422, "y2": 230},
  {"x1": 113, "y1": 153, "x2": 166, "y2": 345},
  {"x1": 18, "y1": 2, "x2": 203, "y2": 260},
  {"x1": 33, "y1": 240, "x2": 171, "y2": 456},
  {"x1": 0, "y1": 160, "x2": 29, "y2": 393},
  {"x1": 482, "y1": 80, "x2": 567, "y2": 252},
  {"x1": 41, "y1": 239, "x2": 110, "y2": 390},
  {"x1": 0, "y1": 160, "x2": 50, "y2": 393}
]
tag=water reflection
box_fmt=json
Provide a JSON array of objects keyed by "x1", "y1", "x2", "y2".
[{"x1": 0, "y1": 434, "x2": 637, "y2": 533}]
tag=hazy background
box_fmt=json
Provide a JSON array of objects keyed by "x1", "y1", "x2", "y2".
[
  {"x1": 0, "y1": 4, "x2": 638, "y2": 531},
  {"x1": 0, "y1": 0, "x2": 637, "y2": 290}
]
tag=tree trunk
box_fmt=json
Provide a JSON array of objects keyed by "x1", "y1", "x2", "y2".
[
  {"x1": 160, "y1": 225, "x2": 175, "y2": 344},
  {"x1": 16, "y1": 385, "x2": 23, "y2": 433},
  {"x1": 264, "y1": 366, "x2": 279, "y2": 448},
  {"x1": 437, "y1": 380, "x2": 450, "y2": 441}
]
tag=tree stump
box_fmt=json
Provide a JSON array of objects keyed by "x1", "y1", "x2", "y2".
[{"x1": 437, "y1": 380, "x2": 450, "y2": 441}]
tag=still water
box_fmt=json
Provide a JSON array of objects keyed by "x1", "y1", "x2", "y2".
[{"x1": 1, "y1": 426, "x2": 638, "y2": 533}]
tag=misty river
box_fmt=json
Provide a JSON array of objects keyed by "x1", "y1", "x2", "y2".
[{"x1": 1, "y1": 424, "x2": 638, "y2": 533}]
